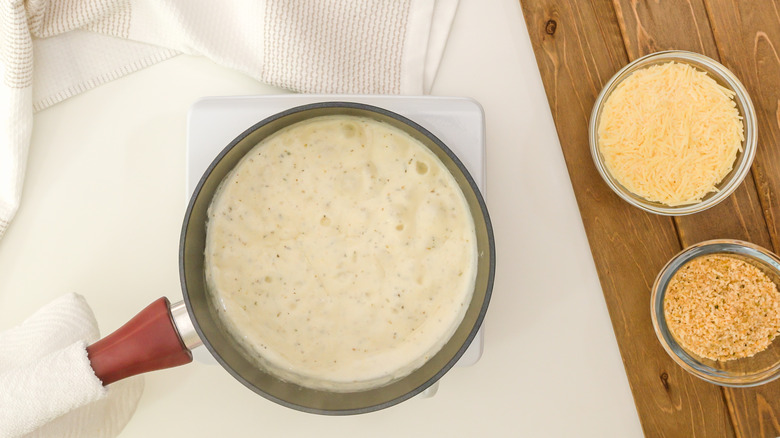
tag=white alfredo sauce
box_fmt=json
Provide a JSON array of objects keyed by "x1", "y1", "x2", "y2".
[{"x1": 205, "y1": 115, "x2": 477, "y2": 391}]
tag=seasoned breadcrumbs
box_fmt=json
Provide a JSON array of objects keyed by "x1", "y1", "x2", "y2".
[{"x1": 664, "y1": 254, "x2": 780, "y2": 361}]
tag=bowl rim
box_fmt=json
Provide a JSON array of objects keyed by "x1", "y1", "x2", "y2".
[
  {"x1": 651, "y1": 239, "x2": 780, "y2": 387},
  {"x1": 589, "y1": 50, "x2": 758, "y2": 216}
]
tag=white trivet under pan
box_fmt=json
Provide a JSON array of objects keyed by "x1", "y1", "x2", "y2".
[{"x1": 185, "y1": 95, "x2": 486, "y2": 372}]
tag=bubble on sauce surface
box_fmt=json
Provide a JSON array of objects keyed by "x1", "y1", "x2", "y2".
[
  {"x1": 342, "y1": 122, "x2": 359, "y2": 138},
  {"x1": 364, "y1": 160, "x2": 378, "y2": 179},
  {"x1": 416, "y1": 161, "x2": 429, "y2": 175}
]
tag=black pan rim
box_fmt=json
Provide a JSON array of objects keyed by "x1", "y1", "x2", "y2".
[{"x1": 179, "y1": 100, "x2": 495, "y2": 415}]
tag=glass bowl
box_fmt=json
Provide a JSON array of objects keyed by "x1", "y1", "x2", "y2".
[
  {"x1": 589, "y1": 50, "x2": 757, "y2": 216},
  {"x1": 651, "y1": 240, "x2": 780, "y2": 387}
]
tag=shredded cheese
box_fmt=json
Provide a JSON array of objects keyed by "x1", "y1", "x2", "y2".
[{"x1": 598, "y1": 61, "x2": 744, "y2": 206}]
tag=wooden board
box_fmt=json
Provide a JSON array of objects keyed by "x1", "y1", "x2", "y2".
[{"x1": 519, "y1": 0, "x2": 780, "y2": 436}]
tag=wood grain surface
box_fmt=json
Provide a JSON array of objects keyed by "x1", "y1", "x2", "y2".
[{"x1": 519, "y1": 0, "x2": 780, "y2": 436}]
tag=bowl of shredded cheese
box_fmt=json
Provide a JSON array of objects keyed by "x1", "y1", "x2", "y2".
[
  {"x1": 590, "y1": 50, "x2": 757, "y2": 215},
  {"x1": 652, "y1": 240, "x2": 780, "y2": 387}
]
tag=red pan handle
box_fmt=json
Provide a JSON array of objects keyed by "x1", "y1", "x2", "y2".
[{"x1": 87, "y1": 297, "x2": 193, "y2": 385}]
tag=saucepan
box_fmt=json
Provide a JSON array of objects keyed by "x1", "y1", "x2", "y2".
[{"x1": 86, "y1": 102, "x2": 495, "y2": 414}]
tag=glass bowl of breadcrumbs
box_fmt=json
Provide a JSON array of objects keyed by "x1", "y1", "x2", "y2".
[{"x1": 651, "y1": 239, "x2": 780, "y2": 386}]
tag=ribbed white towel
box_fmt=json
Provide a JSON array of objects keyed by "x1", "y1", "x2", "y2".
[
  {"x1": 0, "y1": 0, "x2": 458, "y2": 239},
  {"x1": 0, "y1": 294, "x2": 144, "y2": 438}
]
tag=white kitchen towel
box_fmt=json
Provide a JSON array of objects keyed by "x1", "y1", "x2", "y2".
[
  {"x1": 0, "y1": 293, "x2": 144, "y2": 438},
  {"x1": 0, "y1": 0, "x2": 459, "y2": 240}
]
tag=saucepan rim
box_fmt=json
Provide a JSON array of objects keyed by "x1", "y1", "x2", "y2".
[{"x1": 178, "y1": 101, "x2": 496, "y2": 414}]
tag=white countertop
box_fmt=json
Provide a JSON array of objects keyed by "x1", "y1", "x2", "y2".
[{"x1": 0, "y1": 0, "x2": 644, "y2": 436}]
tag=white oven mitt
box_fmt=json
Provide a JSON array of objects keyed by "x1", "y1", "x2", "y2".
[{"x1": 0, "y1": 294, "x2": 144, "y2": 438}]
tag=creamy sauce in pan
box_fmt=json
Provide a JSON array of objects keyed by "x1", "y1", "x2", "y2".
[{"x1": 205, "y1": 115, "x2": 477, "y2": 391}]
